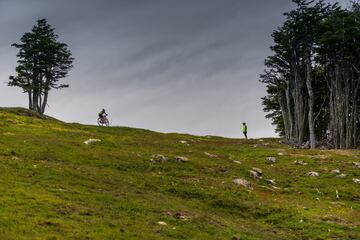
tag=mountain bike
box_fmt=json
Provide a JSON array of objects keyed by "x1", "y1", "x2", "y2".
[{"x1": 97, "y1": 116, "x2": 110, "y2": 127}]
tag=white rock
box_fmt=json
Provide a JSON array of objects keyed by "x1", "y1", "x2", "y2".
[
  {"x1": 353, "y1": 178, "x2": 360, "y2": 184},
  {"x1": 157, "y1": 221, "x2": 167, "y2": 226},
  {"x1": 353, "y1": 162, "x2": 360, "y2": 168},
  {"x1": 337, "y1": 173, "x2": 347, "y2": 178},
  {"x1": 331, "y1": 169, "x2": 341, "y2": 174},
  {"x1": 250, "y1": 170, "x2": 260, "y2": 179},
  {"x1": 307, "y1": 171, "x2": 319, "y2": 177},
  {"x1": 252, "y1": 168, "x2": 263, "y2": 175},
  {"x1": 233, "y1": 161, "x2": 241, "y2": 164},
  {"x1": 151, "y1": 154, "x2": 168, "y2": 163},
  {"x1": 266, "y1": 157, "x2": 277, "y2": 163},
  {"x1": 278, "y1": 152, "x2": 284, "y2": 156},
  {"x1": 250, "y1": 168, "x2": 263, "y2": 179},
  {"x1": 175, "y1": 156, "x2": 189, "y2": 163},
  {"x1": 84, "y1": 139, "x2": 101, "y2": 145},
  {"x1": 204, "y1": 152, "x2": 218, "y2": 158},
  {"x1": 179, "y1": 140, "x2": 188, "y2": 144},
  {"x1": 266, "y1": 179, "x2": 276, "y2": 185},
  {"x1": 233, "y1": 178, "x2": 251, "y2": 188},
  {"x1": 294, "y1": 160, "x2": 308, "y2": 166}
]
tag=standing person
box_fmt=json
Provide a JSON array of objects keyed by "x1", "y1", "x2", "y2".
[{"x1": 242, "y1": 122, "x2": 248, "y2": 139}]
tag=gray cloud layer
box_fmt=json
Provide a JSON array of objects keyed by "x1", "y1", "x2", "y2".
[{"x1": 0, "y1": 0, "x2": 347, "y2": 138}]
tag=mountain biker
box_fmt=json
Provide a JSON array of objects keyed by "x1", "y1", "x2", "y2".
[
  {"x1": 242, "y1": 122, "x2": 248, "y2": 139},
  {"x1": 99, "y1": 109, "x2": 108, "y2": 119}
]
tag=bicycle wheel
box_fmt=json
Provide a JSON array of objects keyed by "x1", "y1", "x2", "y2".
[
  {"x1": 104, "y1": 118, "x2": 110, "y2": 127},
  {"x1": 97, "y1": 118, "x2": 103, "y2": 126}
]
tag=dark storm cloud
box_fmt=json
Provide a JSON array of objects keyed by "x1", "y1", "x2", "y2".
[{"x1": 0, "y1": 0, "x2": 348, "y2": 137}]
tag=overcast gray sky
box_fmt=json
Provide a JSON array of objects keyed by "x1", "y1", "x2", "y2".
[{"x1": 0, "y1": 0, "x2": 347, "y2": 138}]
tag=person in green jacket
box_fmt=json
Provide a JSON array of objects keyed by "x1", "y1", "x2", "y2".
[{"x1": 242, "y1": 122, "x2": 248, "y2": 139}]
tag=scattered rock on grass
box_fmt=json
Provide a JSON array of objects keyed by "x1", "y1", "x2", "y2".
[
  {"x1": 233, "y1": 178, "x2": 251, "y2": 188},
  {"x1": 307, "y1": 171, "x2": 319, "y2": 177},
  {"x1": 250, "y1": 168, "x2": 263, "y2": 179},
  {"x1": 179, "y1": 140, "x2": 190, "y2": 146},
  {"x1": 84, "y1": 139, "x2": 101, "y2": 145},
  {"x1": 204, "y1": 152, "x2": 218, "y2": 158},
  {"x1": 331, "y1": 169, "x2": 341, "y2": 174},
  {"x1": 353, "y1": 178, "x2": 360, "y2": 184},
  {"x1": 216, "y1": 166, "x2": 227, "y2": 173},
  {"x1": 157, "y1": 221, "x2": 167, "y2": 226},
  {"x1": 166, "y1": 211, "x2": 190, "y2": 221},
  {"x1": 266, "y1": 179, "x2": 276, "y2": 185},
  {"x1": 337, "y1": 173, "x2": 347, "y2": 178},
  {"x1": 353, "y1": 162, "x2": 360, "y2": 168},
  {"x1": 252, "y1": 168, "x2": 263, "y2": 175},
  {"x1": 266, "y1": 157, "x2": 277, "y2": 163},
  {"x1": 250, "y1": 170, "x2": 260, "y2": 179},
  {"x1": 233, "y1": 160, "x2": 241, "y2": 165},
  {"x1": 294, "y1": 160, "x2": 308, "y2": 166},
  {"x1": 150, "y1": 154, "x2": 168, "y2": 163},
  {"x1": 175, "y1": 156, "x2": 189, "y2": 163}
]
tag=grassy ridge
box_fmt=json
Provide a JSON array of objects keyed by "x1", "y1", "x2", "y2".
[{"x1": 0, "y1": 108, "x2": 359, "y2": 239}]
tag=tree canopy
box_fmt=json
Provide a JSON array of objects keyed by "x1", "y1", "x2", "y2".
[
  {"x1": 9, "y1": 19, "x2": 74, "y2": 114},
  {"x1": 261, "y1": 0, "x2": 360, "y2": 149}
]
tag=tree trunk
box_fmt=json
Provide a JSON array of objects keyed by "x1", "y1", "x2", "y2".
[
  {"x1": 353, "y1": 78, "x2": 360, "y2": 146},
  {"x1": 329, "y1": 84, "x2": 337, "y2": 148},
  {"x1": 286, "y1": 81, "x2": 294, "y2": 141},
  {"x1": 305, "y1": 49, "x2": 316, "y2": 149},
  {"x1": 40, "y1": 91, "x2": 49, "y2": 114},
  {"x1": 292, "y1": 56, "x2": 306, "y2": 145},
  {"x1": 278, "y1": 92, "x2": 290, "y2": 139},
  {"x1": 32, "y1": 91, "x2": 37, "y2": 112},
  {"x1": 28, "y1": 91, "x2": 33, "y2": 110}
]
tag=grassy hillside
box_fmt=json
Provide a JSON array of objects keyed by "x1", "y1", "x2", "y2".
[{"x1": 0, "y1": 107, "x2": 359, "y2": 240}]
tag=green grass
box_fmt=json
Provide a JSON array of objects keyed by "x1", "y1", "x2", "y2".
[{"x1": 0, "y1": 107, "x2": 359, "y2": 239}]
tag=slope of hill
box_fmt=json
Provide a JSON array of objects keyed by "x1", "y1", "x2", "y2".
[{"x1": 0, "y1": 107, "x2": 359, "y2": 240}]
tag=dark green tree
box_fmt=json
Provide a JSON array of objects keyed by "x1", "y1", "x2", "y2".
[
  {"x1": 317, "y1": 5, "x2": 360, "y2": 148},
  {"x1": 9, "y1": 19, "x2": 74, "y2": 114},
  {"x1": 261, "y1": 0, "x2": 360, "y2": 149}
]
